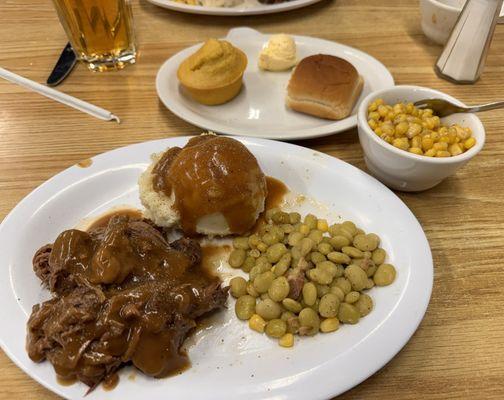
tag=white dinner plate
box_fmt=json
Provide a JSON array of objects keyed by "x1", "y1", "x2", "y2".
[
  {"x1": 0, "y1": 136, "x2": 432, "y2": 400},
  {"x1": 156, "y1": 28, "x2": 394, "y2": 140},
  {"x1": 146, "y1": 0, "x2": 324, "y2": 16}
]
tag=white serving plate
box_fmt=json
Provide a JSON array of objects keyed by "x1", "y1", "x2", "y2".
[
  {"x1": 145, "y1": 0, "x2": 324, "y2": 16},
  {"x1": 0, "y1": 136, "x2": 432, "y2": 400},
  {"x1": 156, "y1": 28, "x2": 394, "y2": 140}
]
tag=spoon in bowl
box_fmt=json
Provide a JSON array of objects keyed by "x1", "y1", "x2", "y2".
[{"x1": 414, "y1": 98, "x2": 504, "y2": 117}]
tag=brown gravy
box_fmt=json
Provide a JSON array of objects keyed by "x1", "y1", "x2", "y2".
[
  {"x1": 86, "y1": 208, "x2": 143, "y2": 231},
  {"x1": 201, "y1": 244, "x2": 231, "y2": 269},
  {"x1": 102, "y1": 373, "x2": 119, "y2": 391},
  {"x1": 152, "y1": 135, "x2": 267, "y2": 235},
  {"x1": 27, "y1": 213, "x2": 228, "y2": 391},
  {"x1": 56, "y1": 375, "x2": 77, "y2": 387},
  {"x1": 264, "y1": 176, "x2": 288, "y2": 211},
  {"x1": 251, "y1": 177, "x2": 289, "y2": 232},
  {"x1": 76, "y1": 158, "x2": 93, "y2": 168}
]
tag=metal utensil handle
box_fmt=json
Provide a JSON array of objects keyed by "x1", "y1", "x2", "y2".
[{"x1": 469, "y1": 100, "x2": 504, "y2": 113}]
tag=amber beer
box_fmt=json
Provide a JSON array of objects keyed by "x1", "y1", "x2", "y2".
[{"x1": 51, "y1": 0, "x2": 136, "y2": 71}]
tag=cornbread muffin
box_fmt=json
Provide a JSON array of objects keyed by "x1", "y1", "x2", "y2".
[{"x1": 177, "y1": 39, "x2": 248, "y2": 105}]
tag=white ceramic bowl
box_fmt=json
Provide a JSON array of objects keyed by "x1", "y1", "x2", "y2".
[
  {"x1": 357, "y1": 85, "x2": 485, "y2": 192},
  {"x1": 420, "y1": 0, "x2": 465, "y2": 45}
]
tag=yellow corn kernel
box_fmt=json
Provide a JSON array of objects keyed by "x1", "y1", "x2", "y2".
[
  {"x1": 299, "y1": 224, "x2": 310, "y2": 235},
  {"x1": 411, "y1": 136, "x2": 422, "y2": 148},
  {"x1": 381, "y1": 123, "x2": 395, "y2": 136},
  {"x1": 393, "y1": 103, "x2": 405, "y2": 114},
  {"x1": 424, "y1": 148, "x2": 437, "y2": 157},
  {"x1": 368, "y1": 102, "x2": 378, "y2": 112},
  {"x1": 421, "y1": 136, "x2": 434, "y2": 151},
  {"x1": 406, "y1": 123, "x2": 423, "y2": 139},
  {"x1": 320, "y1": 318, "x2": 340, "y2": 333},
  {"x1": 385, "y1": 111, "x2": 395, "y2": 121},
  {"x1": 409, "y1": 147, "x2": 423, "y2": 155},
  {"x1": 422, "y1": 136, "x2": 434, "y2": 151},
  {"x1": 436, "y1": 150, "x2": 451, "y2": 157},
  {"x1": 368, "y1": 111, "x2": 380, "y2": 121},
  {"x1": 439, "y1": 136, "x2": 451, "y2": 144},
  {"x1": 380, "y1": 121, "x2": 394, "y2": 135},
  {"x1": 448, "y1": 143, "x2": 463, "y2": 156},
  {"x1": 377, "y1": 105, "x2": 388, "y2": 117},
  {"x1": 375, "y1": 98, "x2": 384, "y2": 106},
  {"x1": 368, "y1": 119, "x2": 377, "y2": 129},
  {"x1": 394, "y1": 121, "x2": 409, "y2": 136},
  {"x1": 422, "y1": 108, "x2": 433, "y2": 117},
  {"x1": 394, "y1": 113, "x2": 408, "y2": 123},
  {"x1": 392, "y1": 137, "x2": 409, "y2": 151},
  {"x1": 279, "y1": 333, "x2": 294, "y2": 348},
  {"x1": 431, "y1": 116, "x2": 441, "y2": 128},
  {"x1": 439, "y1": 126, "x2": 449, "y2": 135},
  {"x1": 447, "y1": 132, "x2": 457, "y2": 144},
  {"x1": 249, "y1": 314, "x2": 266, "y2": 333},
  {"x1": 374, "y1": 127, "x2": 383, "y2": 136},
  {"x1": 464, "y1": 137, "x2": 476, "y2": 149},
  {"x1": 405, "y1": 103, "x2": 415, "y2": 114},
  {"x1": 380, "y1": 134, "x2": 393, "y2": 144},
  {"x1": 431, "y1": 131, "x2": 440, "y2": 141},
  {"x1": 422, "y1": 118, "x2": 436, "y2": 130},
  {"x1": 433, "y1": 142, "x2": 448, "y2": 151},
  {"x1": 317, "y1": 219, "x2": 329, "y2": 232}
]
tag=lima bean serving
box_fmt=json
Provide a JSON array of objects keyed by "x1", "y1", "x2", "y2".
[{"x1": 229, "y1": 210, "x2": 397, "y2": 347}]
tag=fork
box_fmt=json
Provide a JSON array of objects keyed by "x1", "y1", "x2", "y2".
[{"x1": 414, "y1": 98, "x2": 504, "y2": 117}]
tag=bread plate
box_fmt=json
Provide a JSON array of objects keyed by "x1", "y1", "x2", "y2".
[
  {"x1": 156, "y1": 28, "x2": 394, "y2": 140},
  {"x1": 145, "y1": 0, "x2": 324, "y2": 16},
  {"x1": 0, "y1": 136, "x2": 432, "y2": 399}
]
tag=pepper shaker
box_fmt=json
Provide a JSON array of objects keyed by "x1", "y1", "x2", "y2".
[{"x1": 435, "y1": 0, "x2": 503, "y2": 84}]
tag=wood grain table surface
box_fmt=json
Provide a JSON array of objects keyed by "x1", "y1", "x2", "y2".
[{"x1": 1, "y1": 0, "x2": 503, "y2": 398}]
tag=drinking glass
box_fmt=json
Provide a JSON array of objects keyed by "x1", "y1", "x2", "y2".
[{"x1": 51, "y1": 0, "x2": 137, "y2": 72}]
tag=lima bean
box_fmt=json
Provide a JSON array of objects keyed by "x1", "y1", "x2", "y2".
[
  {"x1": 338, "y1": 303, "x2": 360, "y2": 324},
  {"x1": 344, "y1": 264, "x2": 368, "y2": 291},
  {"x1": 334, "y1": 277, "x2": 352, "y2": 295},
  {"x1": 298, "y1": 308, "x2": 320, "y2": 336},
  {"x1": 235, "y1": 295, "x2": 256, "y2": 320},
  {"x1": 342, "y1": 246, "x2": 364, "y2": 259},
  {"x1": 354, "y1": 293, "x2": 373, "y2": 317},
  {"x1": 229, "y1": 249, "x2": 246, "y2": 268},
  {"x1": 268, "y1": 276, "x2": 290, "y2": 302},
  {"x1": 371, "y1": 248, "x2": 387, "y2": 265},
  {"x1": 253, "y1": 271, "x2": 275, "y2": 293},
  {"x1": 302, "y1": 282, "x2": 317, "y2": 306},
  {"x1": 327, "y1": 251, "x2": 351, "y2": 264},
  {"x1": 373, "y1": 264, "x2": 396, "y2": 286},
  {"x1": 265, "y1": 319, "x2": 287, "y2": 338},
  {"x1": 266, "y1": 243, "x2": 288, "y2": 263},
  {"x1": 256, "y1": 299, "x2": 282, "y2": 320},
  {"x1": 282, "y1": 298, "x2": 302, "y2": 313},
  {"x1": 230, "y1": 276, "x2": 247, "y2": 298},
  {"x1": 319, "y1": 293, "x2": 340, "y2": 318}
]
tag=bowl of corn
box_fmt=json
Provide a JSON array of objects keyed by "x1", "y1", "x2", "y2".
[{"x1": 357, "y1": 85, "x2": 485, "y2": 192}]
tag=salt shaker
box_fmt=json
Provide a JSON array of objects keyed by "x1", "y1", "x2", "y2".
[{"x1": 435, "y1": 0, "x2": 503, "y2": 84}]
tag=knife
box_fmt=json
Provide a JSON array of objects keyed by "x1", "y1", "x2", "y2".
[{"x1": 46, "y1": 42, "x2": 77, "y2": 86}]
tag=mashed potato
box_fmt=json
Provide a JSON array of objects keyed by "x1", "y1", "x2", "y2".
[
  {"x1": 139, "y1": 134, "x2": 267, "y2": 236},
  {"x1": 138, "y1": 152, "x2": 180, "y2": 228}
]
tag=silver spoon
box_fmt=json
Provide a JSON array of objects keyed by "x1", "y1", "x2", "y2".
[{"x1": 414, "y1": 98, "x2": 504, "y2": 117}]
